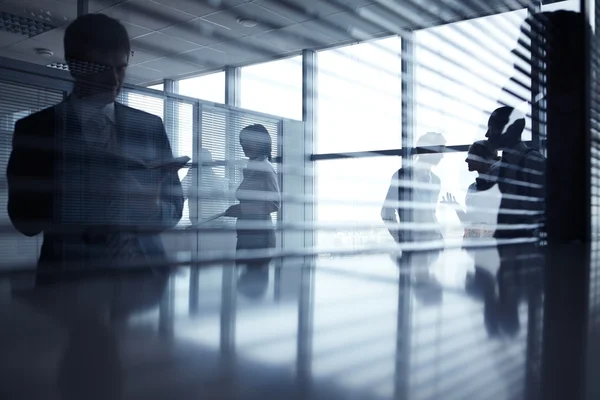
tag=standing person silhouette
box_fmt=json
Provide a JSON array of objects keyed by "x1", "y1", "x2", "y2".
[
  {"x1": 224, "y1": 124, "x2": 281, "y2": 274},
  {"x1": 382, "y1": 132, "x2": 446, "y2": 298},
  {"x1": 6, "y1": 14, "x2": 183, "y2": 283},
  {"x1": 485, "y1": 106, "x2": 546, "y2": 240},
  {"x1": 443, "y1": 140, "x2": 501, "y2": 239}
]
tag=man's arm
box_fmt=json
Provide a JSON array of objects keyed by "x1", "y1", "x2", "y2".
[
  {"x1": 143, "y1": 118, "x2": 184, "y2": 231},
  {"x1": 7, "y1": 118, "x2": 52, "y2": 237},
  {"x1": 381, "y1": 170, "x2": 401, "y2": 243}
]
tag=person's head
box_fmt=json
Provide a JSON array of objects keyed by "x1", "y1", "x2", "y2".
[
  {"x1": 416, "y1": 132, "x2": 446, "y2": 166},
  {"x1": 465, "y1": 140, "x2": 499, "y2": 174},
  {"x1": 239, "y1": 124, "x2": 272, "y2": 161},
  {"x1": 485, "y1": 106, "x2": 525, "y2": 150},
  {"x1": 64, "y1": 14, "x2": 131, "y2": 104}
]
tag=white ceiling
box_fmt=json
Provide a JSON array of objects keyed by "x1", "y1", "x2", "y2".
[{"x1": 0, "y1": 0, "x2": 523, "y2": 85}]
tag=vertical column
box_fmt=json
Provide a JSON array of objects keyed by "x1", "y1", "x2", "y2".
[
  {"x1": 225, "y1": 66, "x2": 240, "y2": 107},
  {"x1": 220, "y1": 263, "x2": 237, "y2": 358},
  {"x1": 159, "y1": 275, "x2": 175, "y2": 339},
  {"x1": 540, "y1": 9, "x2": 590, "y2": 400},
  {"x1": 160, "y1": 78, "x2": 178, "y2": 332},
  {"x1": 164, "y1": 78, "x2": 176, "y2": 94},
  {"x1": 77, "y1": 0, "x2": 88, "y2": 16},
  {"x1": 296, "y1": 264, "x2": 315, "y2": 392},
  {"x1": 224, "y1": 67, "x2": 240, "y2": 187},
  {"x1": 189, "y1": 101, "x2": 202, "y2": 315},
  {"x1": 395, "y1": 32, "x2": 415, "y2": 400},
  {"x1": 302, "y1": 50, "x2": 317, "y2": 253},
  {"x1": 163, "y1": 79, "x2": 177, "y2": 147}
]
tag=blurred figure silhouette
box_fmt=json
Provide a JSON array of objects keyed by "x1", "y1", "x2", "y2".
[
  {"x1": 382, "y1": 132, "x2": 446, "y2": 302},
  {"x1": 6, "y1": 14, "x2": 183, "y2": 282},
  {"x1": 443, "y1": 140, "x2": 501, "y2": 239},
  {"x1": 13, "y1": 271, "x2": 168, "y2": 400},
  {"x1": 181, "y1": 148, "x2": 229, "y2": 224},
  {"x1": 465, "y1": 243, "x2": 543, "y2": 339},
  {"x1": 485, "y1": 106, "x2": 546, "y2": 240},
  {"x1": 237, "y1": 267, "x2": 270, "y2": 300},
  {"x1": 225, "y1": 124, "x2": 280, "y2": 272}
]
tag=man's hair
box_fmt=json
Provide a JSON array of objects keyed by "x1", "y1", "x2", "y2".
[
  {"x1": 64, "y1": 14, "x2": 130, "y2": 62},
  {"x1": 240, "y1": 124, "x2": 273, "y2": 161},
  {"x1": 417, "y1": 132, "x2": 446, "y2": 148},
  {"x1": 469, "y1": 140, "x2": 499, "y2": 161},
  {"x1": 489, "y1": 106, "x2": 525, "y2": 138}
]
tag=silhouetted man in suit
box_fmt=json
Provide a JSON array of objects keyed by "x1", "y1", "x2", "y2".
[
  {"x1": 6, "y1": 14, "x2": 183, "y2": 281},
  {"x1": 485, "y1": 106, "x2": 546, "y2": 240}
]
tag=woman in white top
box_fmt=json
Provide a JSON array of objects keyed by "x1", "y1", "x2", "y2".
[{"x1": 224, "y1": 124, "x2": 281, "y2": 270}]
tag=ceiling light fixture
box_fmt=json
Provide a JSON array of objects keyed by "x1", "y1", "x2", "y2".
[
  {"x1": 35, "y1": 48, "x2": 53, "y2": 57},
  {"x1": 236, "y1": 17, "x2": 258, "y2": 28}
]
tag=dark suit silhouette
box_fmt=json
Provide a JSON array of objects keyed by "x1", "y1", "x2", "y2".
[{"x1": 6, "y1": 100, "x2": 183, "y2": 278}]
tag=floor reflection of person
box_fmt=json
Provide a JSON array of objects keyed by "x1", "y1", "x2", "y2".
[
  {"x1": 224, "y1": 124, "x2": 281, "y2": 272},
  {"x1": 381, "y1": 132, "x2": 446, "y2": 297},
  {"x1": 13, "y1": 271, "x2": 168, "y2": 400}
]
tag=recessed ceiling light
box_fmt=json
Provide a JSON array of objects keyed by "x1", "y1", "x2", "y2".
[
  {"x1": 35, "y1": 48, "x2": 53, "y2": 57},
  {"x1": 236, "y1": 17, "x2": 258, "y2": 28}
]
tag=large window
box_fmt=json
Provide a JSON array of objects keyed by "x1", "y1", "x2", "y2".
[
  {"x1": 414, "y1": 10, "x2": 530, "y2": 234},
  {"x1": 316, "y1": 37, "x2": 402, "y2": 154},
  {"x1": 315, "y1": 156, "x2": 400, "y2": 254},
  {"x1": 414, "y1": 10, "x2": 530, "y2": 146},
  {"x1": 178, "y1": 72, "x2": 226, "y2": 104},
  {"x1": 314, "y1": 37, "x2": 403, "y2": 255},
  {"x1": 240, "y1": 56, "x2": 302, "y2": 120}
]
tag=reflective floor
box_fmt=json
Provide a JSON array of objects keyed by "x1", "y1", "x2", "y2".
[{"x1": 0, "y1": 245, "x2": 547, "y2": 400}]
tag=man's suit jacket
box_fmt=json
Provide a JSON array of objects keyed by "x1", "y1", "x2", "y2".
[{"x1": 6, "y1": 101, "x2": 184, "y2": 275}]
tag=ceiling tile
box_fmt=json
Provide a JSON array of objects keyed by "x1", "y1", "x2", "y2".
[
  {"x1": 254, "y1": 23, "x2": 333, "y2": 52},
  {"x1": 0, "y1": 31, "x2": 28, "y2": 48},
  {"x1": 5, "y1": 37, "x2": 65, "y2": 60},
  {"x1": 29, "y1": 26, "x2": 65, "y2": 51},
  {"x1": 151, "y1": 0, "x2": 220, "y2": 17},
  {"x1": 132, "y1": 32, "x2": 201, "y2": 54},
  {"x1": 319, "y1": 10, "x2": 387, "y2": 41},
  {"x1": 3, "y1": 0, "x2": 75, "y2": 27},
  {"x1": 138, "y1": 57, "x2": 205, "y2": 77},
  {"x1": 253, "y1": 0, "x2": 342, "y2": 23},
  {"x1": 1, "y1": 47, "x2": 61, "y2": 66},
  {"x1": 126, "y1": 64, "x2": 164, "y2": 82},
  {"x1": 160, "y1": 18, "x2": 228, "y2": 47},
  {"x1": 120, "y1": 21, "x2": 154, "y2": 39},
  {"x1": 208, "y1": 36, "x2": 280, "y2": 64},
  {"x1": 100, "y1": 0, "x2": 195, "y2": 31},
  {"x1": 90, "y1": 0, "x2": 129, "y2": 13},
  {"x1": 182, "y1": 46, "x2": 231, "y2": 67},
  {"x1": 201, "y1": 3, "x2": 295, "y2": 37},
  {"x1": 129, "y1": 48, "x2": 162, "y2": 65}
]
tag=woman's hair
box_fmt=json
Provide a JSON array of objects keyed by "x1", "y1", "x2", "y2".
[
  {"x1": 469, "y1": 140, "x2": 499, "y2": 161},
  {"x1": 240, "y1": 124, "x2": 272, "y2": 161},
  {"x1": 417, "y1": 131, "x2": 446, "y2": 148}
]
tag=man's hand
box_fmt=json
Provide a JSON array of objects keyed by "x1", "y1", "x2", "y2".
[{"x1": 224, "y1": 204, "x2": 242, "y2": 218}]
